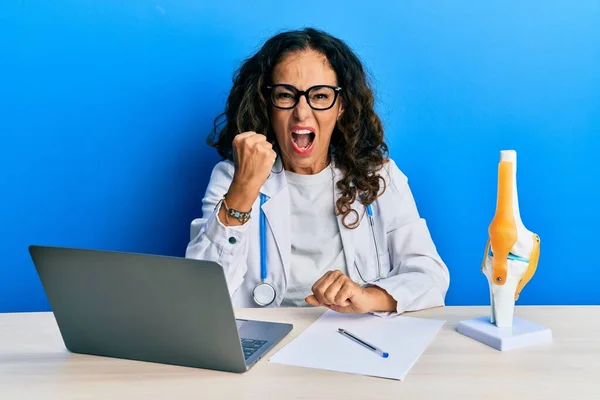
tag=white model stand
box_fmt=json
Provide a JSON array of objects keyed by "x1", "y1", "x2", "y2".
[
  {"x1": 458, "y1": 150, "x2": 552, "y2": 351},
  {"x1": 457, "y1": 315, "x2": 552, "y2": 351}
]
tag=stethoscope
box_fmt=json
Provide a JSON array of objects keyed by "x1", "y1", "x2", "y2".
[
  {"x1": 252, "y1": 193, "x2": 277, "y2": 306},
  {"x1": 252, "y1": 194, "x2": 383, "y2": 307}
]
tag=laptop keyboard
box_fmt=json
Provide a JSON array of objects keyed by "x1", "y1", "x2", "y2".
[{"x1": 241, "y1": 338, "x2": 267, "y2": 360}]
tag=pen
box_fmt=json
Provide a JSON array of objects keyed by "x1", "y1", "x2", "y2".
[{"x1": 338, "y1": 328, "x2": 389, "y2": 358}]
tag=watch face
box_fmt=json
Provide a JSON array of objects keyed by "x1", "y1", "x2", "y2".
[{"x1": 228, "y1": 208, "x2": 251, "y2": 224}]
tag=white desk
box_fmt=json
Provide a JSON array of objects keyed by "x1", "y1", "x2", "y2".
[{"x1": 1, "y1": 306, "x2": 598, "y2": 399}]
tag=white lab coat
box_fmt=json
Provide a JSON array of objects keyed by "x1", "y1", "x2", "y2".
[{"x1": 185, "y1": 157, "x2": 450, "y2": 316}]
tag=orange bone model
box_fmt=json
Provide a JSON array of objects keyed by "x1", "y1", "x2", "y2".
[{"x1": 481, "y1": 150, "x2": 541, "y2": 327}]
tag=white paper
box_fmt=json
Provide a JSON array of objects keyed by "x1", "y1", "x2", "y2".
[{"x1": 269, "y1": 310, "x2": 445, "y2": 380}]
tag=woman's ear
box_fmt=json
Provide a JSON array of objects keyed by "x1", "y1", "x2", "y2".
[{"x1": 337, "y1": 104, "x2": 344, "y2": 120}]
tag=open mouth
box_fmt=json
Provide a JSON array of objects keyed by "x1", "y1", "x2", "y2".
[{"x1": 291, "y1": 128, "x2": 315, "y2": 154}]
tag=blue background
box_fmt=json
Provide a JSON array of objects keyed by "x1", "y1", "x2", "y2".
[{"x1": 2, "y1": 1, "x2": 599, "y2": 312}]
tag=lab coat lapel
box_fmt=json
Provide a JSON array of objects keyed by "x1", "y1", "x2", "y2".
[
  {"x1": 259, "y1": 157, "x2": 290, "y2": 290},
  {"x1": 331, "y1": 163, "x2": 362, "y2": 282}
]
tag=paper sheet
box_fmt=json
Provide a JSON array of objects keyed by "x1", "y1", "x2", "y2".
[{"x1": 269, "y1": 310, "x2": 445, "y2": 380}]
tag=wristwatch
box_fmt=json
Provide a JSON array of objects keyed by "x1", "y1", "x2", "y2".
[{"x1": 220, "y1": 194, "x2": 252, "y2": 224}]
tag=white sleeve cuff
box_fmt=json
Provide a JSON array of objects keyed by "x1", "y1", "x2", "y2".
[{"x1": 204, "y1": 206, "x2": 252, "y2": 253}]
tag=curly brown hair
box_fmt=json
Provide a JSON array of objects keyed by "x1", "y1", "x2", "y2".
[{"x1": 207, "y1": 27, "x2": 389, "y2": 229}]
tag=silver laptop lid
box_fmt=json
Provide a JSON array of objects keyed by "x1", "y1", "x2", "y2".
[{"x1": 29, "y1": 245, "x2": 248, "y2": 373}]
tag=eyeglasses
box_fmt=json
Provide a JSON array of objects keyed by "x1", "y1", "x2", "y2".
[{"x1": 265, "y1": 84, "x2": 342, "y2": 111}]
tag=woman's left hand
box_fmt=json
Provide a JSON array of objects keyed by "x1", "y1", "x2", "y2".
[{"x1": 305, "y1": 270, "x2": 397, "y2": 313}]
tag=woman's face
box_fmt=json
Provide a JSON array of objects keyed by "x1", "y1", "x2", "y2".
[{"x1": 269, "y1": 49, "x2": 343, "y2": 175}]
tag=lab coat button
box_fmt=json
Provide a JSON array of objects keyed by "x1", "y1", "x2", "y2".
[{"x1": 228, "y1": 237, "x2": 237, "y2": 244}]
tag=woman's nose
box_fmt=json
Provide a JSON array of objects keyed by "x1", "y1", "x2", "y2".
[{"x1": 293, "y1": 95, "x2": 311, "y2": 120}]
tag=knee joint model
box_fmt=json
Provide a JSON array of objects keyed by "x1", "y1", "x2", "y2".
[{"x1": 482, "y1": 150, "x2": 541, "y2": 327}]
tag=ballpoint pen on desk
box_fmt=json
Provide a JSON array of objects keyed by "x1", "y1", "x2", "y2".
[{"x1": 338, "y1": 328, "x2": 389, "y2": 358}]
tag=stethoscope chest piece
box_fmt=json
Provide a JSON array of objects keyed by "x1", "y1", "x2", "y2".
[{"x1": 253, "y1": 282, "x2": 276, "y2": 306}]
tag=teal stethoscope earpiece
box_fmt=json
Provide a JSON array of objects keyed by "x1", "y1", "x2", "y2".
[{"x1": 360, "y1": 203, "x2": 383, "y2": 283}]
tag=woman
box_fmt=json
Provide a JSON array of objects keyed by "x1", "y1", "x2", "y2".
[{"x1": 186, "y1": 28, "x2": 450, "y2": 316}]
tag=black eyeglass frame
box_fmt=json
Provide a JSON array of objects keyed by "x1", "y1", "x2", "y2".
[{"x1": 265, "y1": 84, "x2": 343, "y2": 111}]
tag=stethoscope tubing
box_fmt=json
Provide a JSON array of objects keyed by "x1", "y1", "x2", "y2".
[{"x1": 254, "y1": 195, "x2": 381, "y2": 306}]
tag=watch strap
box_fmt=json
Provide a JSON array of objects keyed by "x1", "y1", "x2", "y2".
[{"x1": 221, "y1": 195, "x2": 251, "y2": 224}]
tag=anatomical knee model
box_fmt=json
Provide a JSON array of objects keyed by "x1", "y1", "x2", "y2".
[{"x1": 481, "y1": 150, "x2": 541, "y2": 328}]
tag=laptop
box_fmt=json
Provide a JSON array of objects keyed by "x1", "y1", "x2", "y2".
[{"x1": 28, "y1": 245, "x2": 293, "y2": 373}]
